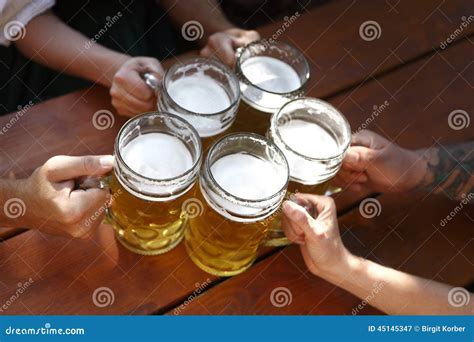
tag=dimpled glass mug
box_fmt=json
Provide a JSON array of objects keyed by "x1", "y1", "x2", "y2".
[
  {"x1": 235, "y1": 40, "x2": 310, "y2": 116},
  {"x1": 106, "y1": 112, "x2": 202, "y2": 255},
  {"x1": 144, "y1": 57, "x2": 240, "y2": 138},
  {"x1": 265, "y1": 97, "x2": 351, "y2": 246},
  {"x1": 184, "y1": 133, "x2": 289, "y2": 276}
]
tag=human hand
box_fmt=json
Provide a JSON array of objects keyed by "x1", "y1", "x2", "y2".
[
  {"x1": 334, "y1": 130, "x2": 425, "y2": 193},
  {"x1": 281, "y1": 194, "x2": 351, "y2": 276},
  {"x1": 200, "y1": 28, "x2": 260, "y2": 67},
  {"x1": 18, "y1": 155, "x2": 114, "y2": 238},
  {"x1": 110, "y1": 57, "x2": 163, "y2": 116}
]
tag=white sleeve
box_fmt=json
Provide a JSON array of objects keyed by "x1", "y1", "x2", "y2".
[{"x1": 0, "y1": 0, "x2": 56, "y2": 47}]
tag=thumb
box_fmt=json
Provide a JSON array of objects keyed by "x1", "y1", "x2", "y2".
[
  {"x1": 343, "y1": 146, "x2": 377, "y2": 172},
  {"x1": 46, "y1": 155, "x2": 114, "y2": 182},
  {"x1": 282, "y1": 200, "x2": 319, "y2": 237}
]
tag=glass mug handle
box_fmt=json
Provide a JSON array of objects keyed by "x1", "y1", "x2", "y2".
[
  {"x1": 142, "y1": 72, "x2": 161, "y2": 91},
  {"x1": 260, "y1": 204, "x2": 291, "y2": 247},
  {"x1": 75, "y1": 174, "x2": 111, "y2": 190}
]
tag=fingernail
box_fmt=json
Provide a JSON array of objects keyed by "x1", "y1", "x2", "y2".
[
  {"x1": 282, "y1": 201, "x2": 293, "y2": 216},
  {"x1": 99, "y1": 155, "x2": 114, "y2": 168}
]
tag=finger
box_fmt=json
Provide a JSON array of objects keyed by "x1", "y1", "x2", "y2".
[
  {"x1": 111, "y1": 98, "x2": 135, "y2": 117},
  {"x1": 281, "y1": 215, "x2": 305, "y2": 245},
  {"x1": 200, "y1": 46, "x2": 212, "y2": 57},
  {"x1": 207, "y1": 34, "x2": 235, "y2": 66},
  {"x1": 69, "y1": 187, "x2": 110, "y2": 219},
  {"x1": 343, "y1": 146, "x2": 377, "y2": 172},
  {"x1": 292, "y1": 194, "x2": 337, "y2": 222},
  {"x1": 282, "y1": 200, "x2": 317, "y2": 236},
  {"x1": 110, "y1": 85, "x2": 155, "y2": 115},
  {"x1": 335, "y1": 169, "x2": 368, "y2": 185},
  {"x1": 46, "y1": 155, "x2": 114, "y2": 182}
]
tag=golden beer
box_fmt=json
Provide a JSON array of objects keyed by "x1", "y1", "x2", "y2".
[
  {"x1": 107, "y1": 112, "x2": 202, "y2": 255},
  {"x1": 185, "y1": 133, "x2": 289, "y2": 276}
]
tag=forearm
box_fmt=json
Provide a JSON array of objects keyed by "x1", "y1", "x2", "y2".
[
  {"x1": 15, "y1": 11, "x2": 130, "y2": 87},
  {"x1": 160, "y1": 0, "x2": 234, "y2": 41},
  {"x1": 417, "y1": 142, "x2": 473, "y2": 201},
  {"x1": 322, "y1": 254, "x2": 473, "y2": 315}
]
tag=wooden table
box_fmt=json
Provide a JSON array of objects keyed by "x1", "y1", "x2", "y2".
[{"x1": 0, "y1": 0, "x2": 472, "y2": 315}]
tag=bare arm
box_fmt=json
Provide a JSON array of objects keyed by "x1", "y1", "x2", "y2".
[
  {"x1": 328, "y1": 254, "x2": 473, "y2": 315},
  {"x1": 14, "y1": 11, "x2": 130, "y2": 87},
  {"x1": 282, "y1": 194, "x2": 473, "y2": 315},
  {"x1": 419, "y1": 142, "x2": 473, "y2": 200}
]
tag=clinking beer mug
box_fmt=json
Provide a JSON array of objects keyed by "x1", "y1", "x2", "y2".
[
  {"x1": 184, "y1": 133, "x2": 289, "y2": 276},
  {"x1": 143, "y1": 57, "x2": 240, "y2": 138},
  {"x1": 235, "y1": 40, "x2": 310, "y2": 115},
  {"x1": 106, "y1": 112, "x2": 202, "y2": 255},
  {"x1": 265, "y1": 97, "x2": 351, "y2": 246}
]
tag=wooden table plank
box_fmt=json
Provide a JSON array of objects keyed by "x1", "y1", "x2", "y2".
[
  {"x1": 165, "y1": 39, "x2": 474, "y2": 314},
  {"x1": 0, "y1": 1, "x2": 472, "y2": 314}
]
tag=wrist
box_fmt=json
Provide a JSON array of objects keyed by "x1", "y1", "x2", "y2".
[
  {"x1": 406, "y1": 148, "x2": 429, "y2": 191},
  {"x1": 94, "y1": 51, "x2": 131, "y2": 88},
  {"x1": 314, "y1": 247, "x2": 362, "y2": 283}
]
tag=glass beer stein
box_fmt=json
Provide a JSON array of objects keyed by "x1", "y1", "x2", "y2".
[
  {"x1": 266, "y1": 97, "x2": 351, "y2": 246},
  {"x1": 145, "y1": 57, "x2": 240, "y2": 138},
  {"x1": 235, "y1": 40, "x2": 310, "y2": 117},
  {"x1": 107, "y1": 112, "x2": 202, "y2": 255},
  {"x1": 184, "y1": 133, "x2": 289, "y2": 276}
]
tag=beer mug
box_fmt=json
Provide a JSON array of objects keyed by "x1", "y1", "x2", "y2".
[
  {"x1": 266, "y1": 97, "x2": 351, "y2": 246},
  {"x1": 235, "y1": 40, "x2": 310, "y2": 115},
  {"x1": 107, "y1": 112, "x2": 202, "y2": 255},
  {"x1": 144, "y1": 57, "x2": 240, "y2": 138},
  {"x1": 184, "y1": 133, "x2": 289, "y2": 276}
]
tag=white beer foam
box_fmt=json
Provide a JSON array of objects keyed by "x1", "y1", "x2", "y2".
[
  {"x1": 279, "y1": 119, "x2": 340, "y2": 158},
  {"x1": 241, "y1": 56, "x2": 300, "y2": 93},
  {"x1": 122, "y1": 132, "x2": 192, "y2": 179},
  {"x1": 276, "y1": 120, "x2": 341, "y2": 183},
  {"x1": 167, "y1": 72, "x2": 231, "y2": 114},
  {"x1": 211, "y1": 152, "x2": 286, "y2": 200}
]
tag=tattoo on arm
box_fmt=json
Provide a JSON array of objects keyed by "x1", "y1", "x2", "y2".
[{"x1": 421, "y1": 141, "x2": 473, "y2": 200}]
